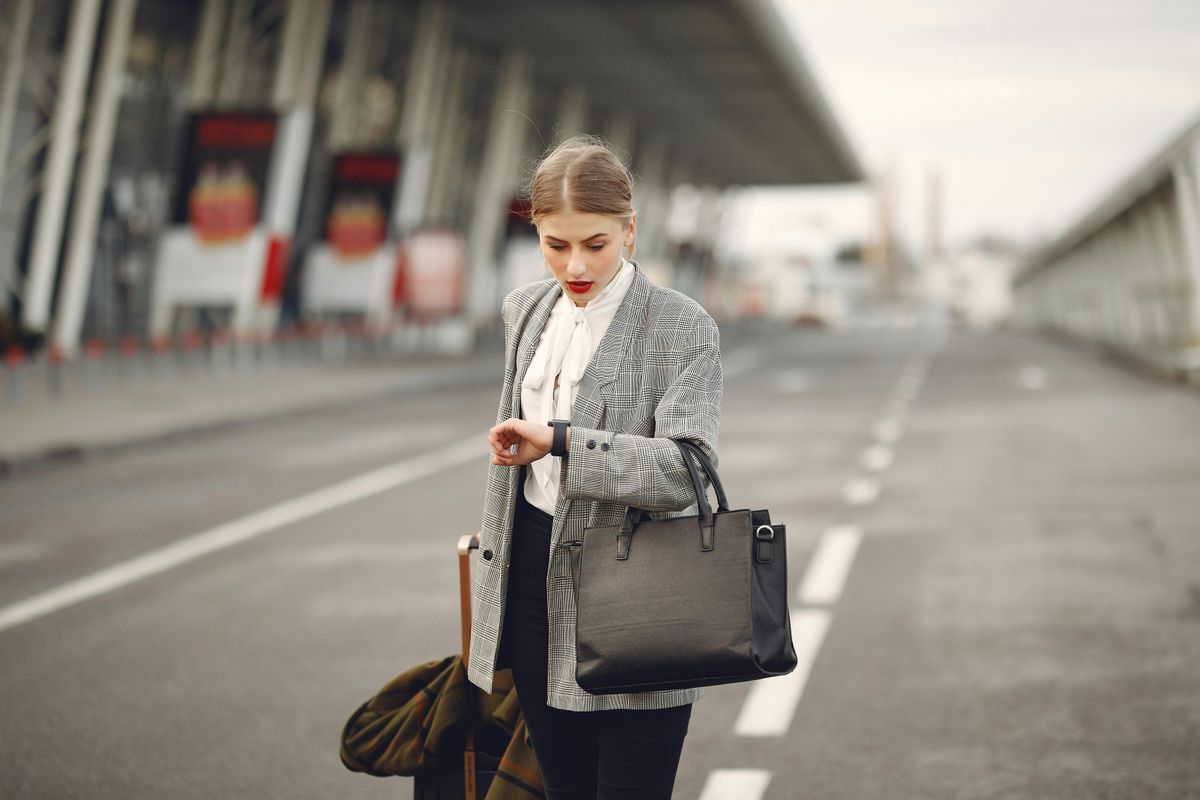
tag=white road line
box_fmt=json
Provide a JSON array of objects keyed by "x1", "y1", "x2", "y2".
[
  {"x1": 0, "y1": 433, "x2": 487, "y2": 633},
  {"x1": 0, "y1": 542, "x2": 48, "y2": 568},
  {"x1": 775, "y1": 368, "x2": 811, "y2": 395},
  {"x1": 842, "y1": 475, "x2": 881, "y2": 506},
  {"x1": 733, "y1": 609, "x2": 831, "y2": 736},
  {"x1": 698, "y1": 769, "x2": 772, "y2": 800},
  {"x1": 872, "y1": 417, "x2": 904, "y2": 444},
  {"x1": 797, "y1": 525, "x2": 863, "y2": 606},
  {"x1": 1019, "y1": 365, "x2": 1047, "y2": 391},
  {"x1": 860, "y1": 444, "x2": 894, "y2": 472},
  {"x1": 723, "y1": 348, "x2": 767, "y2": 379},
  {"x1": 884, "y1": 400, "x2": 910, "y2": 420}
]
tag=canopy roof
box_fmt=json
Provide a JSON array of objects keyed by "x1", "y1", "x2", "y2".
[{"x1": 453, "y1": 0, "x2": 864, "y2": 187}]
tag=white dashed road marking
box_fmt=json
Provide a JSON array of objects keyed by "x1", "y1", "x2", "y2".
[
  {"x1": 734, "y1": 610, "x2": 832, "y2": 737},
  {"x1": 842, "y1": 475, "x2": 881, "y2": 506},
  {"x1": 872, "y1": 417, "x2": 904, "y2": 444},
  {"x1": 860, "y1": 444, "x2": 894, "y2": 472},
  {"x1": 798, "y1": 525, "x2": 863, "y2": 606},
  {"x1": 0, "y1": 433, "x2": 487, "y2": 633},
  {"x1": 1019, "y1": 365, "x2": 1047, "y2": 390},
  {"x1": 775, "y1": 369, "x2": 811, "y2": 395},
  {"x1": 724, "y1": 348, "x2": 768, "y2": 379},
  {"x1": 698, "y1": 769, "x2": 773, "y2": 800}
]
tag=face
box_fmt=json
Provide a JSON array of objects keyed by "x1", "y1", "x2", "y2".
[{"x1": 537, "y1": 209, "x2": 636, "y2": 307}]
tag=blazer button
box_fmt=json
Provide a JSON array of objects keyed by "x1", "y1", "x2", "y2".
[
  {"x1": 601, "y1": 442, "x2": 610, "y2": 451},
  {"x1": 482, "y1": 549, "x2": 493, "y2": 560},
  {"x1": 586, "y1": 439, "x2": 596, "y2": 449}
]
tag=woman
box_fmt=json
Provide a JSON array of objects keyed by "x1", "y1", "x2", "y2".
[{"x1": 469, "y1": 134, "x2": 722, "y2": 799}]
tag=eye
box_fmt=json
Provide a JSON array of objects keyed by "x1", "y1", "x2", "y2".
[
  {"x1": 588, "y1": 243, "x2": 606, "y2": 252},
  {"x1": 547, "y1": 243, "x2": 565, "y2": 251}
]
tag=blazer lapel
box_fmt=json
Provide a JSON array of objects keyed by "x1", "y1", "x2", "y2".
[
  {"x1": 571, "y1": 262, "x2": 650, "y2": 430},
  {"x1": 510, "y1": 260, "x2": 652, "y2": 432},
  {"x1": 512, "y1": 280, "x2": 560, "y2": 420}
]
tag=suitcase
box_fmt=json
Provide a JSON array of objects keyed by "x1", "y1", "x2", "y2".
[{"x1": 412, "y1": 532, "x2": 506, "y2": 800}]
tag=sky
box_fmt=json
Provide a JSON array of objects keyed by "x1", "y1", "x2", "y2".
[{"x1": 733, "y1": 0, "x2": 1200, "y2": 257}]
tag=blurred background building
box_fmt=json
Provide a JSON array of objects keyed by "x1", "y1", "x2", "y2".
[
  {"x1": 2, "y1": 0, "x2": 1197, "y2": 384},
  {"x1": 0, "y1": 0, "x2": 866, "y2": 362}
]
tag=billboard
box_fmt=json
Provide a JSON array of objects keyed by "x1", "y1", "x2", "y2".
[
  {"x1": 172, "y1": 112, "x2": 278, "y2": 243},
  {"x1": 323, "y1": 152, "x2": 400, "y2": 260}
]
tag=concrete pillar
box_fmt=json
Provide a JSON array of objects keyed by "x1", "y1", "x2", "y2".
[
  {"x1": 20, "y1": 0, "x2": 101, "y2": 334},
  {"x1": 246, "y1": 0, "x2": 332, "y2": 333},
  {"x1": 1114, "y1": 219, "x2": 1149, "y2": 348},
  {"x1": 634, "y1": 137, "x2": 668, "y2": 261},
  {"x1": 1172, "y1": 151, "x2": 1200, "y2": 345},
  {"x1": 188, "y1": 0, "x2": 226, "y2": 107},
  {"x1": 328, "y1": 0, "x2": 376, "y2": 150},
  {"x1": 554, "y1": 84, "x2": 588, "y2": 142},
  {"x1": 216, "y1": 0, "x2": 252, "y2": 107},
  {"x1": 425, "y1": 45, "x2": 470, "y2": 227},
  {"x1": 466, "y1": 49, "x2": 532, "y2": 327},
  {"x1": 1125, "y1": 210, "x2": 1156, "y2": 344},
  {"x1": 1090, "y1": 236, "x2": 1119, "y2": 346},
  {"x1": 1144, "y1": 190, "x2": 1187, "y2": 345},
  {"x1": 1105, "y1": 227, "x2": 1137, "y2": 348},
  {"x1": 271, "y1": 0, "x2": 308, "y2": 108},
  {"x1": 0, "y1": 0, "x2": 34, "y2": 183},
  {"x1": 395, "y1": 0, "x2": 453, "y2": 234},
  {"x1": 52, "y1": 0, "x2": 138, "y2": 357},
  {"x1": 603, "y1": 109, "x2": 635, "y2": 157}
]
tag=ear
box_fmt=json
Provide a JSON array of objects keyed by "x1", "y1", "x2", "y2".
[{"x1": 625, "y1": 212, "x2": 637, "y2": 244}]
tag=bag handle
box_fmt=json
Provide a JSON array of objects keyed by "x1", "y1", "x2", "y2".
[
  {"x1": 676, "y1": 439, "x2": 729, "y2": 513},
  {"x1": 615, "y1": 439, "x2": 726, "y2": 558}
]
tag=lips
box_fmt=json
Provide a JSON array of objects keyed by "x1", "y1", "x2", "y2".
[{"x1": 567, "y1": 281, "x2": 593, "y2": 293}]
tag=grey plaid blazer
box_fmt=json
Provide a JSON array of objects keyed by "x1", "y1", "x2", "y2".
[{"x1": 467, "y1": 259, "x2": 723, "y2": 711}]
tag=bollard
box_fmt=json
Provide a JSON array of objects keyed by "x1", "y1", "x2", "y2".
[
  {"x1": 5, "y1": 345, "x2": 26, "y2": 405},
  {"x1": 279, "y1": 325, "x2": 300, "y2": 367},
  {"x1": 180, "y1": 329, "x2": 203, "y2": 375},
  {"x1": 260, "y1": 329, "x2": 280, "y2": 371},
  {"x1": 209, "y1": 328, "x2": 232, "y2": 378},
  {"x1": 365, "y1": 321, "x2": 384, "y2": 359},
  {"x1": 151, "y1": 335, "x2": 174, "y2": 382},
  {"x1": 84, "y1": 338, "x2": 106, "y2": 391},
  {"x1": 322, "y1": 323, "x2": 348, "y2": 363},
  {"x1": 383, "y1": 320, "x2": 401, "y2": 355},
  {"x1": 234, "y1": 331, "x2": 256, "y2": 375},
  {"x1": 47, "y1": 343, "x2": 67, "y2": 398},
  {"x1": 119, "y1": 335, "x2": 141, "y2": 384}
]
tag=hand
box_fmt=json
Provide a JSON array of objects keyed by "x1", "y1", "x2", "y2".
[{"x1": 489, "y1": 418, "x2": 554, "y2": 466}]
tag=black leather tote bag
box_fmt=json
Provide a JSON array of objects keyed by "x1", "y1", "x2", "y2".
[{"x1": 569, "y1": 439, "x2": 798, "y2": 695}]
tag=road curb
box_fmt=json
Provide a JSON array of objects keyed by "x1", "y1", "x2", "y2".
[{"x1": 0, "y1": 357, "x2": 504, "y2": 481}]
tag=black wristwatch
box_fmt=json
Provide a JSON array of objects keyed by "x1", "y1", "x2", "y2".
[{"x1": 547, "y1": 419, "x2": 571, "y2": 457}]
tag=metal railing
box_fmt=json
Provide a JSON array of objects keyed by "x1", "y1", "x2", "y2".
[{"x1": 1012, "y1": 114, "x2": 1200, "y2": 379}]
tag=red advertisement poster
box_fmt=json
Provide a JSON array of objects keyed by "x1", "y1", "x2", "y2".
[
  {"x1": 404, "y1": 229, "x2": 466, "y2": 318},
  {"x1": 324, "y1": 152, "x2": 400, "y2": 260},
  {"x1": 173, "y1": 112, "x2": 278, "y2": 244}
]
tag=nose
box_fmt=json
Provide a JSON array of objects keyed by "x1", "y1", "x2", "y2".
[{"x1": 567, "y1": 251, "x2": 587, "y2": 278}]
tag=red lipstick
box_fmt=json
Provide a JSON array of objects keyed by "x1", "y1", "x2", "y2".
[{"x1": 567, "y1": 281, "x2": 593, "y2": 293}]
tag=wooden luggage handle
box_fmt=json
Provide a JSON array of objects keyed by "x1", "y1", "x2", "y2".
[
  {"x1": 457, "y1": 532, "x2": 481, "y2": 668},
  {"x1": 457, "y1": 531, "x2": 483, "y2": 800}
]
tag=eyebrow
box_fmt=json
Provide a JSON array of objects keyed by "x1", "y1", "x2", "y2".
[{"x1": 543, "y1": 233, "x2": 608, "y2": 243}]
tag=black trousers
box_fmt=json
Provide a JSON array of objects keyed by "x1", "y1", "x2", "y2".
[{"x1": 498, "y1": 476, "x2": 693, "y2": 800}]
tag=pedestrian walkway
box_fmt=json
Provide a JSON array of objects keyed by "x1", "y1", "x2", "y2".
[
  {"x1": 0, "y1": 331, "x2": 504, "y2": 477},
  {"x1": 0, "y1": 315, "x2": 773, "y2": 478}
]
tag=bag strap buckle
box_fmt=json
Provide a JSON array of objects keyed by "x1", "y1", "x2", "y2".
[{"x1": 755, "y1": 525, "x2": 776, "y2": 564}]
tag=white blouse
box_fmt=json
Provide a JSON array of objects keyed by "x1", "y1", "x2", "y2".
[{"x1": 520, "y1": 257, "x2": 636, "y2": 516}]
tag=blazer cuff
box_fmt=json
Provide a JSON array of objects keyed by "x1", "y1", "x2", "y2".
[{"x1": 561, "y1": 425, "x2": 701, "y2": 512}]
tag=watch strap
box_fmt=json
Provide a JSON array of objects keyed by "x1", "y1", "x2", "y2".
[{"x1": 548, "y1": 419, "x2": 570, "y2": 457}]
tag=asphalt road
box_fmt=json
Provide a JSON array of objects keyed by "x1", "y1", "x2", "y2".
[{"x1": 2, "y1": 320, "x2": 1199, "y2": 799}]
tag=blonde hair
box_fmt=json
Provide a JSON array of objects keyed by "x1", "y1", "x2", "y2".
[{"x1": 525, "y1": 134, "x2": 637, "y2": 265}]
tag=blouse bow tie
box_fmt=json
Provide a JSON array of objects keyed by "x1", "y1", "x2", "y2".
[{"x1": 521, "y1": 258, "x2": 634, "y2": 494}]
